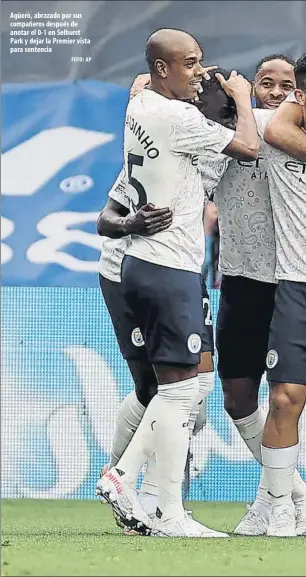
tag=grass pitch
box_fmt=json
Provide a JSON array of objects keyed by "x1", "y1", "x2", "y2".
[{"x1": 1, "y1": 499, "x2": 305, "y2": 576}]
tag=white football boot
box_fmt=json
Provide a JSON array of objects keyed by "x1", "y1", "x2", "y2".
[
  {"x1": 234, "y1": 503, "x2": 270, "y2": 536},
  {"x1": 295, "y1": 499, "x2": 306, "y2": 536},
  {"x1": 151, "y1": 512, "x2": 229, "y2": 538},
  {"x1": 123, "y1": 494, "x2": 193, "y2": 535},
  {"x1": 96, "y1": 467, "x2": 152, "y2": 535},
  {"x1": 267, "y1": 498, "x2": 296, "y2": 537}
]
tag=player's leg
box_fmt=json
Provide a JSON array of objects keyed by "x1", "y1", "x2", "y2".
[
  {"x1": 217, "y1": 276, "x2": 306, "y2": 534},
  {"x1": 217, "y1": 275, "x2": 274, "y2": 533},
  {"x1": 145, "y1": 270, "x2": 220, "y2": 536},
  {"x1": 98, "y1": 275, "x2": 212, "y2": 526},
  {"x1": 99, "y1": 258, "x2": 228, "y2": 537},
  {"x1": 99, "y1": 275, "x2": 151, "y2": 466},
  {"x1": 263, "y1": 280, "x2": 306, "y2": 537},
  {"x1": 109, "y1": 358, "x2": 157, "y2": 467},
  {"x1": 99, "y1": 272, "x2": 160, "y2": 525}
]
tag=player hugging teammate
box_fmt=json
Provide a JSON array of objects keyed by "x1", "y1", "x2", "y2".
[{"x1": 96, "y1": 28, "x2": 306, "y2": 539}]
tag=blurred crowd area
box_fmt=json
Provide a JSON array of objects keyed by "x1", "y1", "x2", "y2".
[{"x1": 203, "y1": 202, "x2": 221, "y2": 289}]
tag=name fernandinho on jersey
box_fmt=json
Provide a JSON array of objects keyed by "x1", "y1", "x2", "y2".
[{"x1": 126, "y1": 115, "x2": 159, "y2": 159}]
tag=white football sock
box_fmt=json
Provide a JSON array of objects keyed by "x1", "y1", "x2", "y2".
[
  {"x1": 233, "y1": 406, "x2": 265, "y2": 463},
  {"x1": 114, "y1": 401, "x2": 154, "y2": 487},
  {"x1": 188, "y1": 371, "x2": 214, "y2": 436},
  {"x1": 261, "y1": 444, "x2": 299, "y2": 501},
  {"x1": 114, "y1": 376, "x2": 198, "y2": 507},
  {"x1": 109, "y1": 391, "x2": 145, "y2": 467},
  {"x1": 154, "y1": 377, "x2": 199, "y2": 521},
  {"x1": 233, "y1": 406, "x2": 271, "y2": 510},
  {"x1": 140, "y1": 453, "x2": 158, "y2": 497},
  {"x1": 140, "y1": 370, "x2": 212, "y2": 499}
]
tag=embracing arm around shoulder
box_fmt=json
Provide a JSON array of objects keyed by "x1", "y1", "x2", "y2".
[{"x1": 264, "y1": 101, "x2": 306, "y2": 162}]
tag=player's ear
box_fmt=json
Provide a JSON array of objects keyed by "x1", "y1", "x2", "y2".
[
  {"x1": 155, "y1": 59, "x2": 168, "y2": 78},
  {"x1": 294, "y1": 88, "x2": 306, "y2": 106}
]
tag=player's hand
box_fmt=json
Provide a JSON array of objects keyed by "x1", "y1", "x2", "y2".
[
  {"x1": 126, "y1": 203, "x2": 173, "y2": 236},
  {"x1": 192, "y1": 65, "x2": 218, "y2": 101},
  {"x1": 201, "y1": 65, "x2": 218, "y2": 81},
  {"x1": 215, "y1": 70, "x2": 252, "y2": 98},
  {"x1": 130, "y1": 73, "x2": 151, "y2": 99}
]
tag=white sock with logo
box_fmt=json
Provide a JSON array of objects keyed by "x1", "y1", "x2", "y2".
[
  {"x1": 261, "y1": 444, "x2": 299, "y2": 506},
  {"x1": 139, "y1": 373, "x2": 214, "y2": 502},
  {"x1": 154, "y1": 377, "x2": 199, "y2": 521},
  {"x1": 114, "y1": 376, "x2": 199, "y2": 512},
  {"x1": 109, "y1": 391, "x2": 145, "y2": 468}
]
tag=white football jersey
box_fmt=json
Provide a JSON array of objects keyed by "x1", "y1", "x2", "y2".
[
  {"x1": 214, "y1": 108, "x2": 277, "y2": 284},
  {"x1": 124, "y1": 89, "x2": 234, "y2": 273},
  {"x1": 258, "y1": 93, "x2": 306, "y2": 282},
  {"x1": 98, "y1": 168, "x2": 130, "y2": 283}
]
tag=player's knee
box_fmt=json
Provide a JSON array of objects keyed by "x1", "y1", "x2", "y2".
[
  {"x1": 135, "y1": 382, "x2": 157, "y2": 408},
  {"x1": 269, "y1": 383, "x2": 305, "y2": 420},
  {"x1": 222, "y1": 378, "x2": 259, "y2": 420}
]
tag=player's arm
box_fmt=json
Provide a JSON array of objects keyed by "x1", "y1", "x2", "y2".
[
  {"x1": 170, "y1": 74, "x2": 258, "y2": 162},
  {"x1": 97, "y1": 198, "x2": 130, "y2": 238},
  {"x1": 263, "y1": 101, "x2": 306, "y2": 162},
  {"x1": 97, "y1": 198, "x2": 173, "y2": 238},
  {"x1": 97, "y1": 167, "x2": 172, "y2": 238},
  {"x1": 216, "y1": 72, "x2": 259, "y2": 161}
]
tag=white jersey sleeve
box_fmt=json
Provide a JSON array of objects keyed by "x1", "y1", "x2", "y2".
[
  {"x1": 108, "y1": 167, "x2": 129, "y2": 209},
  {"x1": 252, "y1": 108, "x2": 274, "y2": 138},
  {"x1": 169, "y1": 104, "x2": 234, "y2": 156}
]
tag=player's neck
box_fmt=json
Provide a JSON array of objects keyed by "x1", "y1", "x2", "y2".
[{"x1": 148, "y1": 79, "x2": 177, "y2": 100}]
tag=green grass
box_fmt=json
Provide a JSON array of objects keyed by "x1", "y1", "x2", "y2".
[{"x1": 1, "y1": 500, "x2": 305, "y2": 576}]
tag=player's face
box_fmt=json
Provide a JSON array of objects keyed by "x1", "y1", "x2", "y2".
[
  {"x1": 167, "y1": 43, "x2": 205, "y2": 100},
  {"x1": 253, "y1": 59, "x2": 296, "y2": 109}
]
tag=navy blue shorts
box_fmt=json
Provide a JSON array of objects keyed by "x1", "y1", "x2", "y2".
[
  {"x1": 267, "y1": 280, "x2": 306, "y2": 385},
  {"x1": 99, "y1": 274, "x2": 148, "y2": 360},
  {"x1": 216, "y1": 275, "x2": 276, "y2": 379},
  {"x1": 121, "y1": 256, "x2": 213, "y2": 365}
]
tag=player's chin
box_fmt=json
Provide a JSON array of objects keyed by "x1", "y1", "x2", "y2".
[
  {"x1": 263, "y1": 102, "x2": 282, "y2": 110},
  {"x1": 187, "y1": 86, "x2": 199, "y2": 99}
]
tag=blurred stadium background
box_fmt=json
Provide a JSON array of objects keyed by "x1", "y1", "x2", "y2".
[{"x1": 2, "y1": 0, "x2": 306, "y2": 506}]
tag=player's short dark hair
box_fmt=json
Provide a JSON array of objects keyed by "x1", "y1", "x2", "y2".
[
  {"x1": 255, "y1": 54, "x2": 295, "y2": 75},
  {"x1": 196, "y1": 68, "x2": 237, "y2": 128},
  {"x1": 294, "y1": 53, "x2": 306, "y2": 91}
]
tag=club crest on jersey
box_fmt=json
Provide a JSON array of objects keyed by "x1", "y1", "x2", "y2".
[
  {"x1": 131, "y1": 327, "x2": 144, "y2": 347},
  {"x1": 266, "y1": 349, "x2": 278, "y2": 369},
  {"x1": 187, "y1": 333, "x2": 201, "y2": 354}
]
